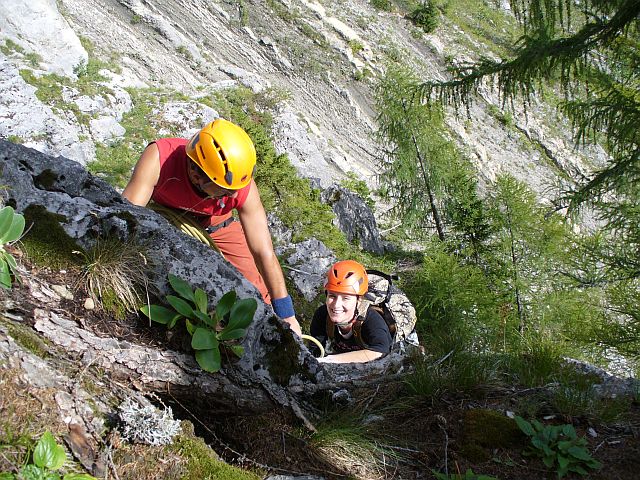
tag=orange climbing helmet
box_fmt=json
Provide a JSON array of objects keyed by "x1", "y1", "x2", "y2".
[
  {"x1": 185, "y1": 119, "x2": 257, "y2": 190},
  {"x1": 325, "y1": 260, "x2": 369, "y2": 296}
]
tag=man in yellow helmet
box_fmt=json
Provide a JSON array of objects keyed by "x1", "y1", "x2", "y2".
[{"x1": 122, "y1": 118, "x2": 301, "y2": 336}]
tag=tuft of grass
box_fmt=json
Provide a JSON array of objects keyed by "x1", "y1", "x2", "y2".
[
  {"x1": 505, "y1": 336, "x2": 565, "y2": 388},
  {"x1": 311, "y1": 414, "x2": 404, "y2": 480},
  {"x1": 349, "y1": 39, "x2": 365, "y2": 55},
  {"x1": 299, "y1": 23, "x2": 329, "y2": 48},
  {"x1": 90, "y1": 142, "x2": 140, "y2": 188},
  {"x1": 6, "y1": 135, "x2": 24, "y2": 144},
  {"x1": 1, "y1": 39, "x2": 25, "y2": 55},
  {"x1": 405, "y1": 351, "x2": 501, "y2": 398},
  {"x1": 78, "y1": 236, "x2": 152, "y2": 318},
  {"x1": 266, "y1": 0, "x2": 300, "y2": 22}
]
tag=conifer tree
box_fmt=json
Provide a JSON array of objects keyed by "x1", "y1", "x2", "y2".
[
  {"x1": 375, "y1": 62, "x2": 448, "y2": 240},
  {"x1": 487, "y1": 174, "x2": 568, "y2": 332},
  {"x1": 375, "y1": 61, "x2": 489, "y2": 245},
  {"x1": 417, "y1": 0, "x2": 639, "y2": 210}
]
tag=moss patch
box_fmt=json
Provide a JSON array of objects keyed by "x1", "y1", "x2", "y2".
[
  {"x1": 21, "y1": 205, "x2": 83, "y2": 270},
  {"x1": 460, "y1": 409, "x2": 526, "y2": 462},
  {"x1": 169, "y1": 422, "x2": 262, "y2": 480},
  {"x1": 99, "y1": 286, "x2": 128, "y2": 320},
  {"x1": 3, "y1": 319, "x2": 50, "y2": 358},
  {"x1": 264, "y1": 317, "x2": 308, "y2": 386}
]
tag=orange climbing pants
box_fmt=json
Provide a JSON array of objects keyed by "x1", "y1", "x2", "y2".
[{"x1": 209, "y1": 218, "x2": 270, "y2": 304}]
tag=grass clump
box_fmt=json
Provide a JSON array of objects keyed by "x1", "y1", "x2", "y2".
[
  {"x1": 79, "y1": 236, "x2": 151, "y2": 318},
  {"x1": 88, "y1": 88, "x2": 178, "y2": 186},
  {"x1": 90, "y1": 142, "x2": 141, "y2": 188},
  {"x1": 311, "y1": 413, "x2": 403, "y2": 480},
  {"x1": 405, "y1": 351, "x2": 500, "y2": 398}
]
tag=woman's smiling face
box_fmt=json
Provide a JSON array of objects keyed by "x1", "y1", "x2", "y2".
[{"x1": 326, "y1": 291, "x2": 359, "y2": 325}]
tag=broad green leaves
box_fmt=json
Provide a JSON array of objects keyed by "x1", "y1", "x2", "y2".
[
  {"x1": 0, "y1": 205, "x2": 25, "y2": 289},
  {"x1": 140, "y1": 274, "x2": 256, "y2": 372},
  {"x1": 515, "y1": 416, "x2": 601, "y2": 478},
  {"x1": 0, "y1": 431, "x2": 96, "y2": 479},
  {"x1": 33, "y1": 431, "x2": 66, "y2": 470}
]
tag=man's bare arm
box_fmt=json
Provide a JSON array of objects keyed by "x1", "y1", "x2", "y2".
[
  {"x1": 318, "y1": 349, "x2": 384, "y2": 364},
  {"x1": 238, "y1": 180, "x2": 301, "y2": 336},
  {"x1": 122, "y1": 143, "x2": 161, "y2": 206}
]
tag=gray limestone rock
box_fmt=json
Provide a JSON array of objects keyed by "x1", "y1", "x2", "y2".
[
  {"x1": 320, "y1": 184, "x2": 384, "y2": 255},
  {"x1": 0, "y1": 0, "x2": 87, "y2": 77},
  {"x1": 286, "y1": 238, "x2": 336, "y2": 302}
]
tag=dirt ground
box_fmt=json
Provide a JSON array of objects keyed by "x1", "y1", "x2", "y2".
[{"x1": 206, "y1": 392, "x2": 640, "y2": 480}]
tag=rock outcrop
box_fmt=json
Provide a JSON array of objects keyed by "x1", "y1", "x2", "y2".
[{"x1": 0, "y1": 140, "x2": 413, "y2": 422}]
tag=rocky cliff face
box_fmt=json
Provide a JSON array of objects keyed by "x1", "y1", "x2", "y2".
[{"x1": 0, "y1": 0, "x2": 606, "y2": 202}]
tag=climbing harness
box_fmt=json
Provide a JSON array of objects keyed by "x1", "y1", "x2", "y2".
[{"x1": 148, "y1": 202, "x2": 224, "y2": 255}]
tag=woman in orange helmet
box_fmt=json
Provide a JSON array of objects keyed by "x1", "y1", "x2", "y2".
[
  {"x1": 310, "y1": 260, "x2": 392, "y2": 363},
  {"x1": 122, "y1": 119, "x2": 301, "y2": 336}
]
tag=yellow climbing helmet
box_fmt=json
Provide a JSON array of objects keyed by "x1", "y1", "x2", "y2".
[{"x1": 185, "y1": 119, "x2": 257, "y2": 190}]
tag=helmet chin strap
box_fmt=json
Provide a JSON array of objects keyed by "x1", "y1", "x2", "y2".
[
  {"x1": 334, "y1": 320, "x2": 354, "y2": 327},
  {"x1": 334, "y1": 304, "x2": 360, "y2": 328}
]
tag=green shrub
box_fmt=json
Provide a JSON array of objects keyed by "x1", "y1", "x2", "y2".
[
  {"x1": 402, "y1": 243, "x2": 498, "y2": 354},
  {"x1": 371, "y1": 0, "x2": 394, "y2": 11},
  {"x1": 409, "y1": 2, "x2": 439, "y2": 33},
  {"x1": 141, "y1": 274, "x2": 256, "y2": 372},
  {"x1": 340, "y1": 172, "x2": 374, "y2": 209},
  {"x1": 349, "y1": 39, "x2": 365, "y2": 55},
  {"x1": 515, "y1": 416, "x2": 602, "y2": 478}
]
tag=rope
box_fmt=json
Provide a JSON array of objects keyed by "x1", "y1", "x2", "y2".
[
  {"x1": 148, "y1": 203, "x2": 221, "y2": 254},
  {"x1": 301, "y1": 334, "x2": 325, "y2": 358}
]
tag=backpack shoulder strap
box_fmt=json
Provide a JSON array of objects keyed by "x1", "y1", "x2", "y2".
[
  {"x1": 352, "y1": 315, "x2": 368, "y2": 349},
  {"x1": 325, "y1": 314, "x2": 334, "y2": 340}
]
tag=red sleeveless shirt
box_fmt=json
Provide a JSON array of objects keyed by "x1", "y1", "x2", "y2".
[{"x1": 150, "y1": 138, "x2": 250, "y2": 227}]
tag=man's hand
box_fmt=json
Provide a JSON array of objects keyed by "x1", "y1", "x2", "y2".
[{"x1": 283, "y1": 316, "x2": 302, "y2": 337}]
